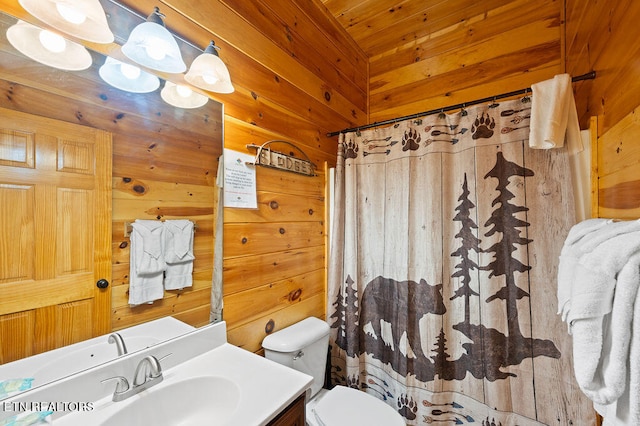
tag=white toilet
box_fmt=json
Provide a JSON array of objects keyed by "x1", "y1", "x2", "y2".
[{"x1": 262, "y1": 317, "x2": 405, "y2": 426}]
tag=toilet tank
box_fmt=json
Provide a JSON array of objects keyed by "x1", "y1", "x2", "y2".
[{"x1": 262, "y1": 317, "x2": 330, "y2": 397}]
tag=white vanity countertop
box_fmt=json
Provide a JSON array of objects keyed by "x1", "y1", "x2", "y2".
[{"x1": 53, "y1": 343, "x2": 312, "y2": 426}]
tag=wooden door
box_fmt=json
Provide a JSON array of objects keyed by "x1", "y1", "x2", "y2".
[{"x1": 0, "y1": 107, "x2": 112, "y2": 363}]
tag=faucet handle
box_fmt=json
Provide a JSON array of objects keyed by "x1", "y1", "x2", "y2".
[
  {"x1": 101, "y1": 376, "x2": 130, "y2": 394},
  {"x1": 150, "y1": 353, "x2": 172, "y2": 376},
  {"x1": 158, "y1": 353, "x2": 172, "y2": 364}
]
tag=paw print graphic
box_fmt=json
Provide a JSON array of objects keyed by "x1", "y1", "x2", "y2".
[
  {"x1": 472, "y1": 112, "x2": 496, "y2": 140},
  {"x1": 344, "y1": 138, "x2": 359, "y2": 159},
  {"x1": 397, "y1": 394, "x2": 418, "y2": 420},
  {"x1": 402, "y1": 128, "x2": 421, "y2": 151},
  {"x1": 346, "y1": 374, "x2": 360, "y2": 389}
]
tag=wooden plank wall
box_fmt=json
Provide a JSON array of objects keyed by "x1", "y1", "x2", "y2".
[
  {"x1": 110, "y1": 0, "x2": 367, "y2": 352},
  {"x1": 174, "y1": 0, "x2": 368, "y2": 352},
  {"x1": 566, "y1": 0, "x2": 640, "y2": 221},
  {"x1": 367, "y1": 0, "x2": 563, "y2": 123}
]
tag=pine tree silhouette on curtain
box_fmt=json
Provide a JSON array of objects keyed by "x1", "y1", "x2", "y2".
[
  {"x1": 450, "y1": 173, "x2": 482, "y2": 328},
  {"x1": 330, "y1": 275, "x2": 359, "y2": 357},
  {"x1": 482, "y1": 151, "x2": 559, "y2": 366}
]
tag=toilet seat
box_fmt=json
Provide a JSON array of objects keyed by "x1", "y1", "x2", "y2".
[{"x1": 306, "y1": 385, "x2": 405, "y2": 426}]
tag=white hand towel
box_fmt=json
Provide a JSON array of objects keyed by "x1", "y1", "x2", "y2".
[
  {"x1": 129, "y1": 220, "x2": 165, "y2": 306},
  {"x1": 530, "y1": 73, "x2": 583, "y2": 154},
  {"x1": 163, "y1": 220, "x2": 195, "y2": 290}
]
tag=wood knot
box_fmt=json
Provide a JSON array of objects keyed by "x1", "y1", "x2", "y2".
[
  {"x1": 269, "y1": 200, "x2": 279, "y2": 209},
  {"x1": 265, "y1": 319, "x2": 275, "y2": 334},
  {"x1": 289, "y1": 288, "x2": 302, "y2": 301},
  {"x1": 279, "y1": 228, "x2": 286, "y2": 234}
]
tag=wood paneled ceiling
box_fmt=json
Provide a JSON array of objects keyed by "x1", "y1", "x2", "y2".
[{"x1": 320, "y1": 0, "x2": 520, "y2": 57}]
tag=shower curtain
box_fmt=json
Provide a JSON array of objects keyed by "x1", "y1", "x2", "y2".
[{"x1": 328, "y1": 98, "x2": 595, "y2": 425}]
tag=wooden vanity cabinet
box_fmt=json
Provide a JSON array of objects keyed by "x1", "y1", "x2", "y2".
[{"x1": 267, "y1": 392, "x2": 306, "y2": 426}]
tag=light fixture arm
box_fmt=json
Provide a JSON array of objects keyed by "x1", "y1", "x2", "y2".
[
  {"x1": 147, "y1": 7, "x2": 166, "y2": 26},
  {"x1": 204, "y1": 40, "x2": 221, "y2": 57}
]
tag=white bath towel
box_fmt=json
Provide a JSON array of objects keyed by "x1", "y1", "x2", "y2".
[
  {"x1": 163, "y1": 220, "x2": 195, "y2": 290},
  {"x1": 591, "y1": 252, "x2": 640, "y2": 426},
  {"x1": 572, "y1": 251, "x2": 640, "y2": 406},
  {"x1": 557, "y1": 219, "x2": 614, "y2": 318},
  {"x1": 558, "y1": 220, "x2": 640, "y2": 323},
  {"x1": 129, "y1": 220, "x2": 165, "y2": 306},
  {"x1": 577, "y1": 219, "x2": 640, "y2": 253},
  {"x1": 565, "y1": 230, "x2": 640, "y2": 327},
  {"x1": 558, "y1": 220, "x2": 640, "y2": 424},
  {"x1": 596, "y1": 281, "x2": 640, "y2": 425},
  {"x1": 529, "y1": 73, "x2": 583, "y2": 154}
]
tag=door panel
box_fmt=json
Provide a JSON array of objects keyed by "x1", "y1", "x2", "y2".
[{"x1": 0, "y1": 107, "x2": 112, "y2": 364}]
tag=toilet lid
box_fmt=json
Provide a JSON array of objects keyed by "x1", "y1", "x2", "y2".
[{"x1": 309, "y1": 386, "x2": 404, "y2": 426}]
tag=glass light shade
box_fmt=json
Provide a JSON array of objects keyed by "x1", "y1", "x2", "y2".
[
  {"x1": 39, "y1": 29, "x2": 66, "y2": 53},
  {"x1": 122, "y1": 18, "x2": 186, "y2": 74},
  {"x1": 161, "y1": 81, "x2": 208, "y2": 109},
  {"x1": 99, "y1": 57, "x2": 160, "y2": 93},
  {"x1": 184, "y1": 42, "x2": 234, "y2": 94},
  {"x1": 17, "y1": 0, "x2": 114, "y2": 43},
  {"x1": 6, "y1": 20, "x2": 92, "y2": 71}
]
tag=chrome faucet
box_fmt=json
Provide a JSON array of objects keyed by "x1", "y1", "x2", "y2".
[
  {"x1": 102, "y1": 355, "x2": 164, "y2": 402},
  {"x1": 107, "y1": 333, "x2": 128, "y2": 356},
  {"x1": 133, "y1": 355, "x2": 163, "y2": 387}
]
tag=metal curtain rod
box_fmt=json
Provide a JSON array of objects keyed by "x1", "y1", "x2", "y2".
[{"x1": 327, "y1": 71, "x2": 596, "y2": 137}]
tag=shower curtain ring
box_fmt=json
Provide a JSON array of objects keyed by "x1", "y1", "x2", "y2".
[{"x1": 460, "y1": 104, "x2": 468, "y2": 117}]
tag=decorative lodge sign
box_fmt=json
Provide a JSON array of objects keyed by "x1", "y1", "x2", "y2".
[{"x1": 247, "y1": 140, "x2": 316, "y2": 176}]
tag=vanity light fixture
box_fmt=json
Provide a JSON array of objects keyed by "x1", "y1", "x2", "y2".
[
  {"x1": 121, "y1": 7, "x2": 186, "y2": 74},
  {"x1": 99, "y1": 57, "x2": 160, "y2": 93},
  {"x1": 17, "y1": 0, "x2": 114, "y2": 43},
  {"x1": 184, "y1": 40, "x2": 234, "y2": 94},
  {"x1": 6, "y1": 20, "x2": 92, "y2": 71},
  {"x1": 160, "y1": 81, "x2": 208, "y2": 109}
]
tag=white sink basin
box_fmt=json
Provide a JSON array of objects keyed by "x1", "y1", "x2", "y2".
[{"x1": 101, "y1": 376, "x2": 240, "y2": 426}]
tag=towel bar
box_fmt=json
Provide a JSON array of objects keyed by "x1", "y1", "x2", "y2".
[{"x1": 124, "y1": 221, "x2": 198, "y2": 238}]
